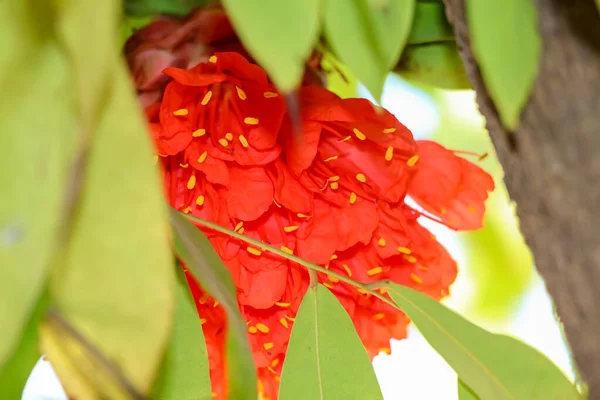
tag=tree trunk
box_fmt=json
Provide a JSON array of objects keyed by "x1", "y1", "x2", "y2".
[{"x1": 441, "y1": 0, "x2": 600, "y2": 396}]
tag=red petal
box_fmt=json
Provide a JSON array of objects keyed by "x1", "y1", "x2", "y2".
[
  {"x1": 296, "y1": 198, "x2": 338, "y2": 264},
  {"x1": 163, "y1": 67, "x2": 228, "y2": 86},
  {"x1": 281, "y1": 119, "x2": 321, "y2": 175},
  {"x1": 224, "y1": 167, "x2": 274, "y2": 221},
  {"x1": 185, "y1": 141, "x2": 230, "y2": 186},
  {"x1": 334, "y1": 199, "x2": 378, "y2": 251},
  {"x1": 270, "y1": 159, "x2": 312, "y2": 213}
]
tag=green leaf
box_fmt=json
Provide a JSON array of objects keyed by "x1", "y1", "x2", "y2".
[
  {"x1": 0, "y1": 291, "x2": 49, "y2": 398},
  {"x1": 407, "y1": 1, "x2": 454, "y2": 45},
  {"x1": 152, "y1": 267, "x2": 212, "y2": 400},
  {"x1": 279, "y1": 284, "x2": 383, "y2": 400},
  {"x1": 124, "y1": 0, "x2": 207, "y2": 16},
  {"x1": 169, "y1": 209, "x2": 256, "y2": 400},
  {"x1": 221, "y1": 0, "x2": 320, "y2": 92},
  {"x1": 325, "y1": 0, "x2": 416, "y2": 99},
  {"x1": 466, "y1": 0, "x2": 541, "y2": 131},
  {"x1": 0, "y1": 1, "x2": 74, "y2": 369},
  {"x1": 45, "y1": 65, "x2": 175, "y2": 398},
  {"x1": 388, "y1": 283, "x2": 581, "y2": 400},
  {"x1": 458, "y1": 379, "x2": 480, "y2": 400}
]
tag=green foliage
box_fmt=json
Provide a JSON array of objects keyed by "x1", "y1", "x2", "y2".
[
  {"x1": 221, "y1": 0, "x2": 320, "y2": 92},
  {"x1": 124, "y1": 0, "x2": 206, "y2": 16},
  {"x1": 170, "y1": 210, "x2": 257, "y2": 400},
  {"x1": 325, "y1": 0, "x2": 416, "y2": 99},
  {"x1": 279, "y1": 284, "x2": 383, "y2": 400},
  {"x1": 466, "y1": 0, "x2": 541, "y2": 131},
  {"x1": 388, "y1": 283, "x2": 581, "y2": 400},
  {"x1": 407, "y1": 1, "x2": 454, "y2": 45},
  {"x1": 152, "y1": 267, "x2": 212, "y2": 400},
  {"x1": 458, "y1": 380, "x2": 480, "y2": 400}
]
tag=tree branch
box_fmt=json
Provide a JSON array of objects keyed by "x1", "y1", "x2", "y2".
[{"x1": 442, "y1": 0, "x2": 600, "y2": 395}]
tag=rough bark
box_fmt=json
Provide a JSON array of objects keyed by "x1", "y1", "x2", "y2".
[{"x1": 442, "y1": 0, "x2": 600, "y2": 396}]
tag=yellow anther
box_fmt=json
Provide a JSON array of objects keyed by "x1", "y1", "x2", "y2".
[
  {"x1": 372, "y1": 313, "x2": 385, "y2": 321},
  {"x1": 199, "y1": 295, "x2": 208, "y2": 304},
  {"x1": 410, "y1": 273, "x2": 423, "y2": 284},
  {"x1": 378, "y1": 238, "x2": 387, "y2": 247},
  {"x1": 383, "y1": 128, "x2": 396, "y2": 133},
  {"x1": 187, "y1": 175, "x2": 196, "y2": 190},
  {"x1": 349, "y1": 192, "x2": 357, "y2": 204},
  {"x1": 407, "y1": 154, "x2": 420, "y2": 167},
  {"x1": 342, "y1": 264, "x2": 352, "y2": 277},
  {"x1": 338, "y1": 135, "x2": 352, "y2": 142},
  {"x1": 213, "y1": 300, "x2": 219, "y2": 307},
  {"x1": 212, "y1": 392, "x2": 217, "y2": 398},
  {"x1": 324, "y1": 155, "x2": 338, "y2": 162},
  {"x1": 218, "y1": 138, "x2": 229, "y2": 147},
  {"x1": 279, "y1": 318, "x2": 289, "y2": 329},
  {"x1": 236, "y1": 86, "x2": 247, "y2": 100},
  {"x1": 357, "y1": 288, "x2": 368, "y2": 295},
  {"x1": 225, "y1": 132, "x2": 234, "y2": 141},
  {"x1": 200, "y1": 318, "x2": 207, "y2": 325},
  {"x1": 244, "y1": 117, "x2": 259, "y2": 125},
  {"x1": 271, "y1": 359, "x2": 280, "y2": 367},
  {"x1": 275, "y1": 302, "x2": 290, "y2": 307},
  {"x1": 367, "y1": 266, "x2": 383, "y2": 276},
  {"x1": 328, "y1": 275, "x2": 339, "y2": 283},
  {"x1": 264, "y1": 91, "x2": 279, "y2": 98},
  {"x1": 397, "y1": 247, "x2": 412, "y2": 254},
  {"x1": 248, "y1": 326, "x2": 258, "y2": 334},
  {"x1": 297, "y1": 213, "x2": 311, "y2": 218},
  {"x1": 356, "y1": 173, "x2": 366, "y2": 183},
  {"x1": 192, "y1": 128, "x2": 206, "y2": 137},
  {"x1": 238, "y1": 227, "x2": 245, "y2": 234},
  {"x1": 328, "y1": 175, "x2": 340, "y2": 181},
  {"x1": 323, "y1": 282, "x2": 334, "y2": 289},
  {"x1": 418, "y1": 265, "x2": 429, "y2": 271},
  {"x1": 380, "y1": 347, "x2": 391, "y2": 355},
  {"x1": 183, "y1": 206, "x2": 192, "y2": 214},
  {"x1": 247, "y1": 246, "x2": 262, "y2": 256},
  {"x1": 324, "y1": 263, "x2": 329, "y2": 269},
  {"x1": 331, "y1": 254, "x2": 338, "y2": 260},
  {"x1": 180, "y1": 163, "x2": 189, "y2": 168},
  {"x1": 256, "y1": 323, "x2": 270, "y2": 333},
  {"x1": 273, "y1": 199, "x2": 282, "y2": 208},
  {"x1": 353, "y1": 128, "x2": 366, "y2": 140},
  {"x1": 196, "y1": 195, "x2": 205, "y2": 206},
  {"x1": 268, "y1": 366, "x2": 277, "y2": 374},
  {"x1": 263, "y1": 342, "x2": 274, "y2": 350},
  {"x1": 330, "y1": 182, "x2": 339, "y2": 190},
  {"x1": 201, "y1": 90, "x2": 212, "y2": 105},
  {"x1": 234, "y1": 221, "x2": 244, "y2": 232},
  {"x1": 173, "y1": 108, "x2": 188, "y2": 116},
  {"x1": 197, "y1": 151, "x2": 208, "y2": 164},
  {"x1": 385, "y1": 146, "x2": 394, "y2": 161},
  {"x1": 281, "y1": 246, "x2": 293, "y2": 254},
  {"x1": 284, "y1": 225, "x2": 299, "y2": 232},
  {"x1": 209, "y1": 55, "x2": 217, "y2": 63},
  {"x1": 257, "y1": 379, "x2": 264, "y2": 393},
  {"x1": 285, "y1": 315, "x2": 295, "y2": 321},
  {"x1": 404, "y1": 255, "x2": 417, "y2": 263},
  {"x1": 239, "y1": 134, "x2": 249, "y2": 148},
  {"x1": 379, "y1": 288, "x2": 388, "y2": 295}
]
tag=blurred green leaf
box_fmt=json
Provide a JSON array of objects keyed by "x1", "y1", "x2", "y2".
[
  {"x1": 45, "y1": 64, "x2": 174, "y2": 398},
  {"x1": 222, "y1": 0, "x2": 320, "y2": 92},
  {"x1": 325, "y1": 0, "x2": 416, "y2": 99},
  {"x1": 458, "y1": 379, "x2": 480, "y2": 400},
  {"x1": 0, "y1": 291, "x2": 49, "y2": 398},
  {"x1": 466, "y1": 0, "x2": 540, "y2": 131},
  {"x1": 152, "y1": 267, "x2": 212, "y2": 400},
  {"x1": 388, "y1": 283, "x2": 581, "y2": 400},
  {"x1": 279, "y1": 284, "x2": 383, "y2": 400},
  {"x1": 0, "y1": 0, "x2": 73, "y2": 369},
  {"x1": 170, "y1": 210, "x2": 256, "y2": 400},
  {"x1": 124, "y1": 0, "x2": 206, "y2": 16},
  {"x1": 323, "y1": 54, "x2": 359, "y2": 99},
  {"x1": 407, "y1": 1, "x2": 454, "y2": 45}
]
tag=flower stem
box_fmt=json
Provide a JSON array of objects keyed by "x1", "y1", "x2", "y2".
[{"x1": 181, "y1": 211, "x2": 398, "y2": 308}]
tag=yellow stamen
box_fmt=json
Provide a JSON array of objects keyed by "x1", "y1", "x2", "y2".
[
  {"x1": 236, "y1": 86, "x2": 247, "y2": 100},
  {"x1": 273, "y1": 199, "x2": 282, "y2": 208},
  {"x1": 324, "y1": 155, "x2": 338, "y2": 162},
  {"x1": 383, "y1": 128, "x2": 396, "y2": 133},
  {"x1": 285, "y1": 315, "x2": 295, "y2": 321},
  {"x1": 356, "y1": 173, "x2": 367, "y2": 183},
  {"x1": 180, "y1": 163, "x2": 189, "y2": 168},
  {"x1": 418, "y1": 265, "x2": 429, "y2": 271},
  {"x1": 239, "y1": 134, "x2": 249, "y2": 148},
  {"x1": 407, "y1": 154, "x2": 419, "y2": 167},
  {"x1": 247, "y1": 246, "x2": 262, "y2": 256},
  {"x1": 410, "y1": 273, "x2": 423, "y2": 284},
  {"x1": 281, "y1": 246, "x2": 293, "y2": 254},
  {"x1": 328, "y1": 275, "x2": 339, "y2": 283},
  {"x1": 372, "y1": 313, "x2": 385, "y2": 321},
  {"x1": 201, "y1": 90, "x2": 212, "y2": 105},
  {"x1": 182, "y1": 206, "x2": 192, "y2": 214},
  {"x1": 197, "y1": 151, "x2": 208, "y2": 163},
  {"x1": 264, "y1": 91, "x2": 279, "y2": 98},
  {"x1": 379, "y1": 288, "x2": 388, "y2": 295},
  {"x1": 297, "y1": 213, "x2": 311, "y2": 218},
  {"x1": 212, "y1": 393, "x2": 217, "y2": 398},
  {"x1": 330, "y1": 254, "x2": 338, "y2": 260},
  {"x1": 330, "y1": 182, "x2": 339, "y2": 190},
  {"x1": 244, "y1": 117, "x2": 259, "y2": 125},
  {"x1": 200, "y1": 318, "x2": 207, "y2": 325},
  {"x1": 213, "y1": 300, "x2": 219, "y2": 307},
  {"x1": 357, "y1": 288, "x2": 368, "y2": 295},
  {"x1": 187, "y1": 175, "x2": 196, "y2": 190},
  {"x1": 328, "y1": 175, "x2": 340, "y2": 181},
  {"x1": 234, "y1": 222, "x2": 243, "y2": 232},
  {"x1": 218, "y1": 138, "x2": 228, "y2": 147},
  {"x1": 196, "y1": 196, "x2": 205, "y2": 206},
  {"x1": 397, "y1": 247, "x2": 412, "y2": 254},
  {"x1": 385, "y1": 146, "x2": 394, "y2": 161},
  {"x1": 342, "y1": 264, "x2": 352, "y2": 277},
  {"x1": 192, "y1": 128, "x2": 206, "y2": 137},
  {"x1": 271, "y1": 359, "x2": 280, "y2": 367},
  {"x1": 173, "y1": 108, "x2": 188, "y2": 116},
  {"x1": 263, "y1": 342, "x2": 274, "y2": 350},
  {"x1": 238, "y1": 227, "x2": 245, "y2": 234},
  {"x1": 268, "y1": 366, "x2": 277, "y2": 374},
  {"x1": 353, "y1": 128, "x2": 366, "y2": 140},
  {"x1": 256, "y1": 323, "x2": 269, "y2": 333},
  {"x1": 349, "y1": 192, "x2": 357, "y2": 204},
  {"x1": 338, "y1": 135, "x2": 352, "y2": 143},
  {"x1": 367, "y1": 266, "x2": 383, "y2": 276},
  {"x1": 404, "y1": 255, "x2": 417, "y2": 263},
  {"x1": 284, "y1": 225, "x2": 299, "y2": 232},
  {"x1": 257, "y1": 379, "x2": 264, "y2": 393},
  {"x1": 378, "y1": 238, "x2": 386, "y2": 247},
  {"x1": 279, "y1": 318, "x2": 289, "y2": 329},
  {"x1": 275, "y1": 302, "x2": 290, "y2": 307},
  {"x1": 208, "y1": 55, "x2": 217, "y2": 63},
  {"x1": 248, "y1": 326, "x2": 258, "y2": 334},
  {"x1": 274, "y1": 376, "x2": 281, "y2": 382},
  {"x1": 324, "y1": 263, "x2": 329, "y2": 270},
  {"x1": 225, "y1": 132, "x2": 233, "y2": 141},
  {"x1": 323, "y1": 282, "x2": 334, "y2": 289},
  {"x1": 380, "y1": 347, "x2": 391, "y2": 354}
]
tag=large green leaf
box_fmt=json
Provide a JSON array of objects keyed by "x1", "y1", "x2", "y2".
[
  {"x1": 45, "y1": 64, "x2": 175, "y2": 398},
  {"x1": 388, "y1": 283, "x2": 581, "y2": 399},
  {"x1": 221, "y1": 0, "x2": 320, "y2": 92},
  {"x1": 325, "y1": 0, "x2": 416, "y2": 99},
  {"x1": 458, "y1": 379, "x2": 480, "y2": 400},
  {"x1": 466, "y1": 0, "x2": 541, "y2": 131},
  {"x1": 0, "y1": 0, "x2": 73, "y2": 369},
  {"x1": 124, "y1": 0, "x2": 207, "y2": 16},
  {"x1": 152, "y1": 267, "x2": 212, "y2": 400},
  {"x1": 169, "y1": 209, "x2": 256, "y2": 400},
  {"x1": 407, "y1": 1, "x2": 454, "y2": 45},
  {"x1": 279, "y1": 284, "x2": 383, "y2": 400}
]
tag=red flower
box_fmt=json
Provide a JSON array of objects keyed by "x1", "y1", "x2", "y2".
[{"x1": 144, "y1": 52, "x2": 494, "y2": 399}]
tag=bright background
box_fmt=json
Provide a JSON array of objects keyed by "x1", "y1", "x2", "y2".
[{"x1": 22, "y1": 75, "x2": 575, "y2": 400}]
